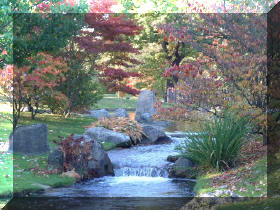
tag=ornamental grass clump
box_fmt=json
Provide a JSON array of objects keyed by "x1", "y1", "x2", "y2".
[
  {"x1": 87, "y1": 117, "x2": 145, "y2": 144},
  {"x1": 176, "y1": 110, "x2": 251, "y2": 171}
]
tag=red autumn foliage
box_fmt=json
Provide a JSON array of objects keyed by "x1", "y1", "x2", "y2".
[
  {"x1": 12, "y1": 52, "x2": 68, "y2": 122},
  {"x1": 76, "y1": 13, "x2": 143, "y2": 95}
]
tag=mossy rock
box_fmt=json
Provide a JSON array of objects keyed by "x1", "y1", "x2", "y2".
[
  {"x1": 168, "y1": 158, "x2": 199, "y2": 179},
  {"x1": 102, "y1": 142, "x2": 117, "y2": 151}
]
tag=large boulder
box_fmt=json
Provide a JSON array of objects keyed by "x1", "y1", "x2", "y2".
[
  {"x1": 139, "y1": 113, "x2": 153, "y2": 123},
  {"x1": 167, "y1": 155, "x2": 180, "y2": 163},
  {"x1": 168, "y1": 157, "x2": 198, "y2": 179},
  {"x1": 135, "y1": 90, "x2": 157, "y2": 123},
  {"x1": 49, "y1": 135, "x2": 114, "y2": 179},
  {"x1": 85, "y1": 127, "x2": 131, "y2": 147},
  {"x1": 89, "y1": 109, "x2": 111, "y2": 119},
  {"x1": 86, "y1": 140, "x2": 114, "y2": 177},
  {"x1": 9, "y1": 123, "x2": 49, "y2": 155},
  {"x1": 141, "y1": 125, "x2": 171, "y2": 144},
  {"x1": 73, "y1": 134, "x2": 92, "y2": 142},
  {"x1": 47, "y1": 148, "x2": 64, "y2": 172},
  {"x1": 113, "y1": 108, "x2": 129, "y2": 118}
]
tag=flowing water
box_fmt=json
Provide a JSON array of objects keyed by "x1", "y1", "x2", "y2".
[
  {"x1": 40, "y1": 132, "x2": 195, "y2": 198},
  {"x1": 27, "y1": 132, "x2": 196, "y2": 209}
]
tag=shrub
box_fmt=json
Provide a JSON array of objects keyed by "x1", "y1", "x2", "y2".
[
  {"x1": 176, "y1": 110, "x2": 251, "y2": 170},
  {"x1": 54, "y1": 134, "x2": 92, "y2": 173},
  {"x1": 87, "y1": 117, "x2": 145, "y2": 144},
  {"x1": 42, "y1": 91, "x2": 70, "y2": 115}
]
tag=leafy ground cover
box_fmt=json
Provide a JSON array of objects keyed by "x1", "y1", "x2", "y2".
[
  {"x1": 215, "y1": 198, "x2": 280, "y2": 210},
  {"x1": 13, "y1": 154, "x2": 76, "y2": 195},
  {"x1": 194, "y1": 138, "x2": 267, "y2": 197}
]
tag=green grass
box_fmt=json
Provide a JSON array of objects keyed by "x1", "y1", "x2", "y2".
[
  {"x1": 13, "y1": 154, "x2": 75, "y2": 194},
  {"x1": 94, "y1": 93, "x2": 137, "y2": 110},
  {"x1": 0, "y1": 111, "x2": 13, "y2": 198},
  {"x1": 194, "y1": 172, "x2": 220, "y2": 195},
  {"x1": 9, "y1": 113, "x2": 122, "y2": 195},
  {"x1": 194, "y1": 157, "x2": 267, "y2": 197},
  {"x1": 0, "y1": 113, "x2": 100, "y2": 196},
  {"x1": 0, "y1": 112, "x2": 12, "y2": 143},
  {"x1": 214, "y1": 152, "x2": 279, "y2": 209},
  {"x1": 233, "y1": 157, "x2": 267, "y2": 197},
  {"x1": 0, "y1": 152, "x2": 12, "y2": 197},
  {"x1": 19, "y1": 113, "x2": 96, "y2": 148},
  {"x1": 215, "y1": 198, "x2": 280, "y2": 210}
]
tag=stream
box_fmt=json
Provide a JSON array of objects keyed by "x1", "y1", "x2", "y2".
[{"x1": 26, "y1": 132, "x2": 196, "y2": 209}]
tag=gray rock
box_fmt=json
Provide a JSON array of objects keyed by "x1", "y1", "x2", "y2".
[
  {"x1": 73, "y1": 134, "x2": 91, "y2": 142},
  {"x1": 86, "y1": 140, "x2": 114, "y2": 177},
  {"x1": 113, "y1": 108, "x2": 129, "y2": 118},
  {"x1": 47, "y1": 148, "x2": 64, "y2": 171},
  {"x1": 89, "y1": 109, "x2": 111, "y2": 119},
  {"x1": 166, "y1": 132, "x2": 187, "y2": 138},
  {"x1": 140, "y1": 113, "x2": 153, "y2": 123},
  {"x1": 231, "y1": 193, "x2": 241, "y2": 198},
  {"x1": 135, "y1": 90, "x2": 157, "y2": 123},
  {"x1": 167, "y1": 155, "x2": 180, "y2": 163},
  {"x1": 168, "y1": 157, "x2": 197, "y2": 178},
  {"x1": 59, "y1": 136, "x2": 114, "y2": 178},
  {"x1": 85, "y1": 127, "x2": 131, "y2": 147},
  {"x1": 141, "y1": 125, "x2": 170, "y2": 143},
  {"x1": 9, "y1": 123, "x2": 49, "y2": 155},
  {"x1": 144, "y1": 120, "x2": 173, "y2": 129},
  {"x1": 7, "y1": 134, "x2": 13, "y2": 152},
  {"x1": 174, "y1": 157, "x2": 194, "y2": 168}
]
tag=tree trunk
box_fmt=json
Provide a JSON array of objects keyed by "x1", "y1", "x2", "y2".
[
  {"x1": 27, "y1": 103, "x2": 32, "y2": 112},
  {"x1": 31, "y1": 107, "x2": 35, "y2": 120},
  {"x1": 263, "y1": 133, "x2": 269, "y2": 145}
]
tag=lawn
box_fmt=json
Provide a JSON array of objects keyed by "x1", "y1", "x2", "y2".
[
  {"x1": 0, "y1": 152, "x2": 12, "y2": 197},
  {"x1": 0, "y1": 122, "x2": 11, "y2": 144},
  {"x1": 94, "y1": 93, "x2": 137, "y2": 110},
  {"x1": 194, "y1": 156, "x2": 267, "y2": 197},
  {"x1": 19, "y1": 113, "x2": 96, "y2": 148},
  {"x1": 215, "y1": 198, "x2": 280, "y2": 210},
  {"x1": 212, "y1": 151, "x2": 279, "y2": 209},
  {"x1": 0, "y1": 110, "x2": 13, "y2": 208},
  {"x1": 193, "y1": 138, "x2": 267, "y2": 198},
  {"x1": 0, "y1": 112, "x2": 100, "y2": 199},
  {"x1": 13, "y1": 154, "x2": 76, "y2": 195}
]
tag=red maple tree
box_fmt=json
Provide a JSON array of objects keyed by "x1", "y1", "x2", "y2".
[{"x1": 76, "y1": 13, "x2": 143, "y2": 95}]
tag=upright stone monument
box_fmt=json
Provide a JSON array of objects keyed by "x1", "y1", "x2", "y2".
[
  {"x1": 135, "y1": 90, "x2": 157, "y2": 123},
  {"x1": 9, "y1": 123, "x2": 49, "y2": 155}
]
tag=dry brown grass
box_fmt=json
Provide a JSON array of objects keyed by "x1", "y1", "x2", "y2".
[{"x1": 86, "y1": 117, "x2": 145, "y2": 144}]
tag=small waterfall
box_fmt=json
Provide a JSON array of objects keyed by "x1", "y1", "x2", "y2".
[
  {"x1": 107, "y1": 134, "x2": 189, "y2": 179},
  {"x1": 114, "y1": 166, "x2": 169, "y2": 177},
  {"x1": 41, "y1": 132, "x2": 196, "y2": 198}
]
